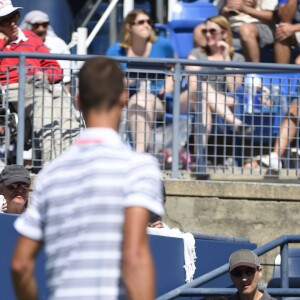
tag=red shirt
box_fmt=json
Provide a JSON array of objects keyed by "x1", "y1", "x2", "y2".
[{"x1": 0, "y1": 30, "x2": 62, "y2": 84}]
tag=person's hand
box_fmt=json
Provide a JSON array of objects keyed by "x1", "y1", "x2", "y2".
[
  {"x1": 224, "y1": 0, "x2": 244, "y2": 13},
  {"x1": 1, "y1": 196, "x2": 7, "y2": 213},
  {"x1": 0, "y1": 31, "x2": 8, "y2": 43},
  {"x1": 275, "y1": 23, "x2": 295, "y2": 41},
  {"x1": 224, "y1": 0, "x2": 255, "y2": 14},
  {"x1": 217, "y1": 40, "x2": 230, "y2": 60}
]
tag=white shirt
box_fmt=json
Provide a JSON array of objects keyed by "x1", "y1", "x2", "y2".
[{"x1": 15, "y1": 128, "x2": 164, "y2": 300}]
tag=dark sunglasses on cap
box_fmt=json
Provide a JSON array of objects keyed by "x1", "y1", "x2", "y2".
[
  {"x1": 230, "y1": 267, "x2": 259, "y2": 278},
  {"x1": 6, "y1": 183, "x2": 30, "y2": 191},
  {"x1": 31, "y1": 22, "x2": 49, "y2": 29},
  {"x1": 0, "y1": 12, "x2": 20, "y2": 26},
  {"x1": 132, "y1": 19, "x2": 152, "y2": 26}
]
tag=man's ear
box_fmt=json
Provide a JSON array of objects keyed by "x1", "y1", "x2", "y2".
[{"x1": 119, "y1": 90, "x2": 128, "y2": 108}]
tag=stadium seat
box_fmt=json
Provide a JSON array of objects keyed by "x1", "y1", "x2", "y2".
[
  {"x1": 267, "y1": 248, "x2": 300, "y2": 300},
  {"x1": 167, "y1": 1, "x2": 219, "y2": 58},
  {"x1": 235, "y1": 73, "x2": 300, "y2": 142}
]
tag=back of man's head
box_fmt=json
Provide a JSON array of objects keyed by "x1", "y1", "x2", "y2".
[{"x1": 78, "y1": 57, "x2": 124, "y2": 116}]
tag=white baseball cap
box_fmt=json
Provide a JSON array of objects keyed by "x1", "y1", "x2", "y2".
[{"x1": 0, "y1": 0, "x2": 22, "y2": 19}]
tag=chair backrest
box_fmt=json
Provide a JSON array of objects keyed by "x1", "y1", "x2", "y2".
[
  {"x1": 168, "y1": 1, "x2": 219, "y2": 58},
  {"x1": 267, "y1": 248, "x2": 300, "y2": 298},
  {"x1": 171, "y1": 0, "x2": 218, "y2": 21},
  {"x1": 273, "y1": 248, "x2": 300, "y2": 278},
  {"x1": 235, "y1": 73, "x2": 300, "y2": 141}
]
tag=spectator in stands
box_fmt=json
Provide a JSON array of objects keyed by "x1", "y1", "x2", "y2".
[
  {"x1": 11, "y1": 57, "x2": 164, "y2": 299},
  {"x1": 274, "y1": 0, "x2": 300, "y2": 64},
  {"x1": 256, "y1": 96, "x2": 300, "y2": 171},
  {"x1": 19, "y1": 10, "x2": 71, "y2": 88},
  {"x1": 228, "y1": 249, "x2": 277, "y2": 300},
  {"x1": 149, "y1": 181, "x2": 167, "y2": 228},
  {"x1": 0, "y1": 0, "x2": 80, "y2": 166},
  {"x1": 180, "y1": 15, "x2": 252, "y2": 147},
  {"x1": 0, "y1": 165, "x2": 31, "y2": 214},
  {"x1": 215, "y1": 0, "x2": 277, "y2": 62},
  {"x1": 255, "y1": 0, "x2": 300, "y2": 170},
  {"x1": 106, "y1": 9, "x2": 175, "y2": 152}
]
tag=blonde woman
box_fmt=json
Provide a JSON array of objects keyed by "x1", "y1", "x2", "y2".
[
  {"x1": 106, "y1": 9, "x2": 175, "y2": 152},
  {"x1": 181, "y1": 15, "x2": 252, "y2": 145}
]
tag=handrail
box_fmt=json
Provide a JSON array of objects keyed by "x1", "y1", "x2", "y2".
[{"x1": 157, "y1": 235, "x2": 300, "y2": 299}]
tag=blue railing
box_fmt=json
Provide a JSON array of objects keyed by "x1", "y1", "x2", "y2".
[{"x1": 157, "y1": 235, "x2": 300, "y2": 299}]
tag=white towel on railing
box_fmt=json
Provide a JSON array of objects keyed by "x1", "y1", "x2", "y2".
[{"x1": 148, "y1": 227, "x2": 197, "y2": 282}]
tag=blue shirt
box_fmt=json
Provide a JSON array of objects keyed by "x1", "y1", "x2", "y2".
[{"x1": 106, "y1": 37, "x2": 175, "y2": 94}]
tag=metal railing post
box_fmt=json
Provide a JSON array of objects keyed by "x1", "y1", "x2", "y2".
[
  {"x1": 195, "y1": 75, "x2": 209, "y2": 179},
  {"x1": 280, "y1": 242, "x2": 289, "y2": 288},
  {"x1": 16, "y1": 54, "x2": 26, "y2": 165},
  {"x1": 171, "y1": 62, "x2": 182, "y2": 178}
]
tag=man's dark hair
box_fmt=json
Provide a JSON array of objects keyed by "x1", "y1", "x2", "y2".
[{"x1": 78, "y1": 57, "x2": 124, "y2": 116}]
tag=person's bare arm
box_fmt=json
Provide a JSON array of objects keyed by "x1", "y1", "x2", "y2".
[
  {"x1": 11, "y1": 236, "x2": 42, "y2": 300},
  {"x1": 122, "y1": 207, "x2": 155, "y2": 300},
  {"x1": 278, "y1": 0, "x2": 297, "y2": 22},
  {"x1": 225, "y1": 1, "x2": 275, "y2": 24}
]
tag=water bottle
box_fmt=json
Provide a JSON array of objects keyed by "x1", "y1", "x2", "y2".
[
  {"x1": 253, "y1": 88, "x2": 262, "y2": 113},
  {"x1": 244, "y1": 74, "x2": 261, "y2": 113}
]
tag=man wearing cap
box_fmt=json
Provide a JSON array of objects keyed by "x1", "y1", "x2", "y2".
[
  {"x1": 0, "y1": 0, "x2": 80, "y2": 167},
  {"x1": 229, "y1": 249, "x2": 277, "y2": 300},
  {"x1": 20, "y1": 10, "x2": 71, "y2": 87},
  {"x1": 0, "y1": 164, "x2": 31, "y2": 214}
]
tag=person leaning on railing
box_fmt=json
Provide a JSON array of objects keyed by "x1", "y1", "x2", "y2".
[
  {"x1": 228, "y1": 249, "x2": 277, "y2": 300},
  {"x1": 180, "y1": 15, "x2": 253, "y2": 148},
  {"x1": 0, "y1": 0, "x2": 80, "y2": 167},
  {"x1": 19, "y1": 10, "x2": 72, "y2": 90},
  {"x1": 106, "y1": 9, "x2": 175, "y2": 153},
  {"x1": 0, "y1": 165, "x2": 31, "y2": 214}
]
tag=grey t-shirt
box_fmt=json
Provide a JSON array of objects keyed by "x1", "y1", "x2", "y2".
[
  {"x1": 229, "y1": 290, "x2": 277, "y2": 300},
  {"x1": 189, "y1": 47, "x2": 245, "y2": 93}
]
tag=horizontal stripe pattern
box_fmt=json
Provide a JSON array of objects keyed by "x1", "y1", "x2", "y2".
[{"x1": 15, "y1": 128, "x2": 163, "y2": 299}]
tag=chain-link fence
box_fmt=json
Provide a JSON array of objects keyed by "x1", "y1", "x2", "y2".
[{"x1": 1, "y1": 53, "x2": 300, "y2": 179}]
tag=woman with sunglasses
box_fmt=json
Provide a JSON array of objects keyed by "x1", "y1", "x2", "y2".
[
  {"x1": 181, "y1": 15, "x2": 252, "y2": 148},
  {"x1": 106, "y1": 9, "x2": 175, "y2": 152}
]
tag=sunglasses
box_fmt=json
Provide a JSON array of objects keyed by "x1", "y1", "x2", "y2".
[
  {"x1": 230, "y1": 267, "x2": 258, "y2": 278},
  {"x1": 201, "y1": 28, "x2": 222, "y2": 36},
  {"x1": 0, "y1": 12, "x2": 20, "y2": 26},
  {"x1": 6, "y1": 183, "x2": 30, "y2": 191},
  {"x1": 31, "y1": 22, "x2": 49, "y2": 29},
  {"x1": 133, "y1": 19, "x2": 152, "y2": 26}
]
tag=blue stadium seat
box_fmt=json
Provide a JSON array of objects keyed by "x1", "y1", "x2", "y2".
[
  {"x1": 267, "y1": 248, "x2": 300, "y2": 300},
  {"x1": 167, "y1": 1, "x2": 219, "y2": 58},
  {"x1": 235, "y1": 73, "x2": 300, "y2": 142}
]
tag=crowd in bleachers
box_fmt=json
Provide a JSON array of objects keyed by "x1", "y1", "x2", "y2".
[{"x1": 1, "y1": 0, "x2": 300, "y2": 175}]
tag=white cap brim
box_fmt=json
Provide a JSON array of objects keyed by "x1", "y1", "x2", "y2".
[{"x1": 0, "y1": 5, "x2": 22, "y2": 18}]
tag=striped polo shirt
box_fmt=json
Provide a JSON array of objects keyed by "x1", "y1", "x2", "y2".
[{"x1": 15, "y1": 128, "x2": 164, "y2": 300}]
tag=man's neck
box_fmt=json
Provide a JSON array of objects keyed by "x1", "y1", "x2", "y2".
[
  {"x1": 238, "y1": 289, "x2": 263, "y2": 300},
  {"x1": 84, "y1": 106, "x2": 122, "y2": 132}
]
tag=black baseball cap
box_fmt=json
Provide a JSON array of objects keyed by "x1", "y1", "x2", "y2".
[{"x1": 0, "y1": 165, "x2": 31, "y2": 186}]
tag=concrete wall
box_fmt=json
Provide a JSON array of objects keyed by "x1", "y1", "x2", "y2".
[{"x1": 163, "y1": 180, "x2": 300, "y2": 285}]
